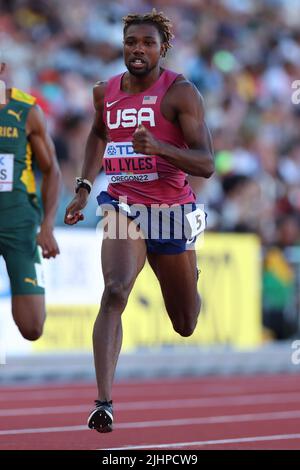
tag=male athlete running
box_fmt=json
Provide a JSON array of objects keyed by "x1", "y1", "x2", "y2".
[
  {"x1": 0, "y1": 61, "x2": 61, "y2": 341},
  {"x1": 65, "y1": 10, "x2": 214, "y2": 433}
]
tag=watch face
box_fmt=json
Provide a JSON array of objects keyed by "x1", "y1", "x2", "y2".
[{"x1": 75, "y1": 179, "x2": 91, "y2": 194}]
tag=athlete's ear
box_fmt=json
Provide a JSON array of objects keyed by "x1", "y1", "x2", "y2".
[{"x1": 160, "y1": 44, "x2": 166, "y2": 58}]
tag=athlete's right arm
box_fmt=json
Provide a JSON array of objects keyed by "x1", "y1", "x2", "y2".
[{"x1": 64, "y1": 82, "x2": 107, "y2": 225}]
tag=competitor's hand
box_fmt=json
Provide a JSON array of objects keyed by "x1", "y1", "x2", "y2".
[
  {"x1": 132, "y1": 125, "x2": 160, "y2": 155},
  {"x1": 64, "y1": 190, "x2": 88, "y2": 225},
  {"x1": 37, "y1": 224, "x2": 60, "y2": 259}
]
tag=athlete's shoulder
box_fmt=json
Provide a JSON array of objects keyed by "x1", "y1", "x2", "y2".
[
  {"x1": 92, "y1": 81, "x2": 107, "y2": 111},
  {"x1": 11, "y1": 88, "x2": 37, "y2": 106},
  {"x1": 93, "y1": 73, "x2": 121, "y2": 93},
  {"x1": 173, "y1": 74, "x2": 200, "y2": 92},
  {"x1": 93, "y1": 80, "x2": 108, "y2": 92},
  {"x1": 169, "y1": 75, "x2": 204, "y2": 105}
]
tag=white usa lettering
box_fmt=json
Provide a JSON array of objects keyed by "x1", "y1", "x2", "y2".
[{"x1": 107, "y1": 107, "x2": 155, "y2": 129}]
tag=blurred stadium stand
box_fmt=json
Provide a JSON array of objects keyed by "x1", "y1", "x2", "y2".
[{"x1": 1, "y1": 0, "x2": 300, "y2": 380}]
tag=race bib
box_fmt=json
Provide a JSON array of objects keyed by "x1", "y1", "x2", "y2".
[
  {"x1": 186, "y1": 207, "x2": 206, "y2": 237},
  {"x1": 103, "y1": 142, "x2": 158, "y2": 184},
  {"x1": 0, "y1": 154, "x2": 14, "y2": 192},
  {"x1": 35, "y1": 260, "x2": 45, "y2": 289}
]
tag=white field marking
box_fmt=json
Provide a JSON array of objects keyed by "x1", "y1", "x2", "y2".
[
  {"x1": 0, "y1": 385, "x2": 247, "y2": 401},
  {"x1": 0, "y1": 382, "x2": 97, "y2": 391},
  {"x1": 1, "y1": 373, "x2": 299, "y2": 390},
  {"x1": 0, "y1": 380, "x2": 242, "y2": 391},
  {"x1": 105, "y1": 433, "x2": 300, "y2": 450},
  {"x1": 1, "y1": 392, "x2": 300, "y2": 417},
  {"x1": 1, "y1": 409, "x2": 300, "y2": 436},
  {"x1": 0, "y1": 373, "x2": 298, "y2": 389},
  {"x1": 0, "y1": 381, "x2": 238, "y2": 393},
  {"x1": 0, "y1": 381, "x2": 300, "y2": 402},
  {"x1": 0, "y1": 388, "x2": 248, "y2": 402},
  {"x1": 0, "y1": 425, "x2": 86, "y2": 435},
  {"x1": 0, "y1": 389, "x2": 95, "y2": 401}
]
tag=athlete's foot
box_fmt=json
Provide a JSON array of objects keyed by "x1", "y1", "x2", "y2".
[{"x1": 87, "y1": 400, "x2": 113, "y2": 433}]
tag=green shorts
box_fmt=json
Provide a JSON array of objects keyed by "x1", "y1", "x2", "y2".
[{"x1": 0, "y1": 199, "x2": 45, "y2": 298}]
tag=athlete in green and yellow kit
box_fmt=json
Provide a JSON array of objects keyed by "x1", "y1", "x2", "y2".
[{"x1": 0, "y1": 62, "x2": 61, "y2": 341}]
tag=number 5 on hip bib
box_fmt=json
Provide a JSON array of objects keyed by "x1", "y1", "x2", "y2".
[{"x1": 186, "y1": 207, "x2": 206, "y2": 237}]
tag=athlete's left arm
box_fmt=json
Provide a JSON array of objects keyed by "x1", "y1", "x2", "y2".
[
  {"x1": 27, "y1": 105, "x2": 61, "y2": 258},
  {"x1": 132, "y1": 81, "x2": 214, "y2": 177}
]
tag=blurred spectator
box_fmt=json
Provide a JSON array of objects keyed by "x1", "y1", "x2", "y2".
[
  {"x1": 1, "y1": 0, "x2": 299, "y2": 236},
  {"x1": 2, "y1": 0, "x2": 300, "y2": 338},
  {"x1": 263, "y1": 213, "x2": 300, "y2": 339},
  {"x1": 219, "y1": 174, "x2": 261, "y2": 233},
  {"x1": 1, "y1": 0, "x2": 300, "y2": 237}
]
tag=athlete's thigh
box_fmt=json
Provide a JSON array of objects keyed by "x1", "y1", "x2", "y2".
[
  {"x1": 147, "y1": 249, "x2": 199, "y2": 310},
  {"x1": 12, "y1": 294, "x2": 45, "y2": 332},
  {"x1": 101, "y1": 211, "x2": 147, "y2": 287},
  {"x1": 1, "y1": 223, "x2": 45, "y2": 332},
  {"x1": 2, "y1": 229, "x2": 45, "y2": 297}
]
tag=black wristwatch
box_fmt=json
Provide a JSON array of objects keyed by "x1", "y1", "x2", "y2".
[{"x1": 75, "y1": 177, "x2": 92, "y2": 194}]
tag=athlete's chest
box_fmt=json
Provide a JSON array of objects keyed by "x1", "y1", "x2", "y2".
[
  {"x1": 104, "y1": 88, "x2": 177, "y2": 131},
  {"x1": 0, "y1": 121, "x2": 26, "y2": 153},
  {"x1": 0, "y1": 106, "x2": 27, "y2": 141},
  {"x1": 106, "y1": 105, "x2": 156, "y2": 130}
]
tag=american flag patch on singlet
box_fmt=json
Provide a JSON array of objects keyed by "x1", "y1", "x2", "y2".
[{"x1": 142, "y1": 96, "x2": 157, "y2": 104}]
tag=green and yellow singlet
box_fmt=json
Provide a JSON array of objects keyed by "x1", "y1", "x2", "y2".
[{"x1": 0, "y1": 88, "x2": 41, "y2": 228}]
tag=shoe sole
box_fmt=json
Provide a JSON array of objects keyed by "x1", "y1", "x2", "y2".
[{"x1": 87, "y1": 408, "x2": 113, "y2": 433}]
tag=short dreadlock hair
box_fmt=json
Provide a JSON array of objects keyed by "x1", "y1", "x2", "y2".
[{"x1": 123, "y1": 9, "x2": 174, "y2": 57}]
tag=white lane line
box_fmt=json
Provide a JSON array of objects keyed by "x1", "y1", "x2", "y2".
[
  {"x1": 105, "y1": 433, "x2": 300, "y2": 450},
  {"x1": 0, "y1": 390, "x2": 94, "y2": 401},
  {"x1": 1, "y1": 381, "x2": 300, "y2": 401},
  {"x1": 1, "y1": 409, "x2": 300, "y2": 436},
  {"x1": 0, "y1": 424, "x2": 86, "y2": 435},
  {"x1": 0, "y1": 386, "x2": 264, "y2": 400},
  {"x1": 1, "y1": 392, "x2": 300, "y2": 417}
]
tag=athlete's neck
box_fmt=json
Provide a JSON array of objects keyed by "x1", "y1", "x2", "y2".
[{"x1": 122, "y1": 67, "x2": 163, "y2": 94}]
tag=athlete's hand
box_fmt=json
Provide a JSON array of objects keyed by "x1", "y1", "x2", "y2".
[
  {"x1": 64, "y1": 189, "x2": 88, "y2": 225},
  {"x1": 37, "y1": 224, "x2": 60, "y2": 259},
  {"x1": 132, "y1": 125, "x2": 160, "y2": 155}
]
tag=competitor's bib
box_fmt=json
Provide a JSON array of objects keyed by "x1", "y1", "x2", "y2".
[
  {"x1": 0, "y1": 154, "x2": 14, "y2": 192},
  {"x1": 103, "y1": 141, "x2": 158, "y2": 184},
  {"x1": 186, "y1": 207, "x2": 206, "y2": 237}
]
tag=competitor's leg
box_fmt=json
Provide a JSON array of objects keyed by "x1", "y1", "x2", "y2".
[
  {"x1": 4, "y1": 235, "x2": 46, "y2": 341},
  {"x1": 11, "y1": 295, "x2": 45, "y2": 341},
  {"x1": 147, "y1": 249, "x2": 201, "y2": 337},
  {"x1": 93, "y1": 211, "x2": 147, "y2": 402}
]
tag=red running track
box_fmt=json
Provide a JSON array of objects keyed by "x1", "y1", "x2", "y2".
[{"x1": 0, "y1": 373, "x2": 300, "y2": 450}]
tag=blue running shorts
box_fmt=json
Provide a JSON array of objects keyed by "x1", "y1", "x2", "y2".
[{"x1": 97, "y1": 191, "x2": 206, "y2": 255}]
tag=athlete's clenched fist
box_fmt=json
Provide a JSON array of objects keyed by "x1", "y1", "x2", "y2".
[{"x1": 132, "y1": 125, "x2": 160, "y2": 155}]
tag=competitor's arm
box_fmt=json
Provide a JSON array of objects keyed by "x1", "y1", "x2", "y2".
[
  {"x1": 27, "y1": 105, "x2": 61, "y2": 258},
  {"x1": 64, "y1": 82, "x2": 107, "y2": 225},
  {"x1": 132, "y1": 80, "x2": 214, "y2": 178}
]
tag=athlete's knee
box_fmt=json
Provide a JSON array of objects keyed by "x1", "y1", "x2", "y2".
[
  {"x1": 171, "y1": 304, "x2": 200, "y2": 337},
  {"x1": 173, "y1": 318, "x2": 198, "y2": 337},
  {"x1": 12, "y1": 295, "x2": 46, "y2": 341},
  {"x1": 19, "y1": 323, "x2": 44, "y2": 341},
  {"x1": 102, "y1": 280, "x2": 132, "y2": 310}
]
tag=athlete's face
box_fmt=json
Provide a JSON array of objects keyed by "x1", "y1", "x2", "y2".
[{"x1": 123, "y1": 24, "x2": 165, "y2": 77}]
